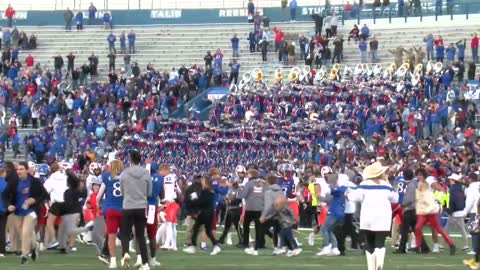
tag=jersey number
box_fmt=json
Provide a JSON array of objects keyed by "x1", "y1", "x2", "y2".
[
  {"x1": 112, "y1": 182, "x2": 122, "y2": 197},
  {"x1": 397, "y1": 182, "x2": 406, "y2": 194}
]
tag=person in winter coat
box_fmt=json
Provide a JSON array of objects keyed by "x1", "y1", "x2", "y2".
[
  {"x1": 75, "y1": 11, "x2": 83, "y2": 30},
  {"x1": 64, "y1": 8, "x2": 74, "y2": 31},
  {"x1": 4, "y1": 4, "x2": 15, "y2": 28},
  {"x1": 312, "y1": 14, "x2": 323, "y2": 35},
  {"x1": 183, "y1": 174, "x2": 203, "y2": 246},
  {"x1": 436, "y1": 42, "x2": 445, "y2": 62},
  {"x1": 182, "y1": 175, "x2": 222, "y2": 256},
  {"x1": 468, "y1": 62, "x2": 477, "y2": 80},
  {"x1": 444, "y1": 174, "x2": 468, "y2": 251},
  {"x1": 445, "y1": 43, "x2": 456, "y2": 64},
  {"x1": 260, "y1": 175, "x2": 283, "y2": 253},
  {"x1": 127, "y1": 30, "x2": 136, "y2": 54},
  {"x1": 289, "y1": 0, "x2": 297, "y2": 22},
  {"x1": 88, "y1": 3, "x2": 97, "y2": 25},
  {"x1": 240, "y1": 169, "x2": 266, "y2": 255}
]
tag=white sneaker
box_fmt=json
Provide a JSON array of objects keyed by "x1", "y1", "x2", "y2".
[
  {"x1": 84, "y1": 221, "x2": 94, "y2": 230},
  {"x1": 120, "y1": 253, "x2": 131, "y2": 268},
  {"x1": 129, "y1": 241, "x2": 136, "y2": 253},
  {"x1": 139, "y1": 263, "x2": 151, "y2": 270},
  {"x1": 109, "y1": 259, "x2": 117, "y2": 269},
  {"x1": 170, "y1": 246, "x2": 178, "y2": 251},
  {"x1": 183, "y1": 246, "x2": 196, "y2": 254},
  {"x1": 160, "y1": 245, "x2": 170, "y2": 250},
  {"x1": 291, "y1": 248, "x2": 302, "y2": 256},
  {"x1": 47, "y1": 241, "x2": 59, "y2": 249},
  {"x1": 244, "y1": 247, "x2": 258, "y2": 256},
  {"x1": 134, "y1": 255, "x2": 142, "y2": 267},
  {"x1": 210, "y1": 245, "x2": 221, "y2": 256},
  {"x1": 432, "y1": 243, "x2": 440, "y2": 253},
  {"x1": 329, "y1": 248, "x2": 340, "y2": 256},
  {"x1": 308, "y1": 232, "x2": 315, "y2": 246},
  {"x1": 0, "y1": 253, "x2": 5, "y2": 257},
  {"x1": 468, "y1": 250, "x2": 476, "y2": 255},
  {"x1": 316, "y1": 246, "x2": 332, "y2": 256},
  {"x1": 149, "y1": 258, "x2": 161, "y2": 267},
  {"x1": 273, "y1": 247, "x2": 286, "y2": 255},
  {"x1": 462, "y1": 245, "x2": 470, "y2": 251},
  {"x1": 226, "y1": 233, "x2": 233, "y2": 246},
  {"x1": 39, "y1": 243, "x2": 46, "y2": 252}
]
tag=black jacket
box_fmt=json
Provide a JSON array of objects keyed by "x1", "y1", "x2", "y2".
[
  {"x1": 3, "y1": 174, "x2": 47, "y2": 216},
  {"x1": 191, "y1": 189, "x2": 215, "y2": 216},
  {"x1": 184, "y1": 182, "x2": 202, "y2": 215}
]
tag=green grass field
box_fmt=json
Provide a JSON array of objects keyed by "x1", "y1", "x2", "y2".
[{"x1": 0, "y1": 229, "x2": 471, "y2": 270}]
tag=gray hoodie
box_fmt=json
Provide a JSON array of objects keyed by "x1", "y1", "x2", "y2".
[
  {"x1": 261, "y1": 184, "x2": 283, "y2": 219},
  {"x1": 265, "y1": 206, "x2": 296, "y2": 228},
  {"x1": 120, "y1": 165, "x2": 152, "y2": 210},
  {"x1": 240, "y1": 178, "x2": 266, "y2": 212},
  {"x1": 402, "y1": 179, "x2": 418, "y2": 212}
]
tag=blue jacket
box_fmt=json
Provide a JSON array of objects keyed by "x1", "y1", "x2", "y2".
[
  {"x1": 0, "y1": 177, "x2": 6, "y2": 213},
  {"x1": 446, "y1": 47, "x2": 456, "y2": 61},
  {"x1": 289, "y1": 0, "x2": 297, "y2": 10},
  {"x1": 128, "y1": 32, "x2": 136, "y2": 44},
  {"x1": 75, "y1": 12, "x2": 83, "y2": 23},
  {"x1": 328, "y1": 186, "x2": 347, "y2": 219},
  {"x1": 436, "y1": 45, "x2": 444, "y2": 57},
  {"x1": 107, "y1": 34, "x2": 116, "y2": 45},
  {"x1": 231, "y1": 37, "x2": 239, "y2": 49},
  {"x1": 359, "y1": 40, "x2": 367, "y2": 51},
  {"x1": 88, "y1": 6, "x2": 97, "y2": 18},
  {"x1": 360, "y1": 26, "x2": 369, "y2": 36},
  {"x1": 247, "y1": 2, "x2": 255, "y2": 14},
  {"x1": 447, "y1": 183, "x2": 465, "y2": 214},
  {"x1": 424, "y1": 36, "x2": 434, "y2": 48},
  {"x1": 120, "y1": 34, "x2": 126, "y2": 47}
]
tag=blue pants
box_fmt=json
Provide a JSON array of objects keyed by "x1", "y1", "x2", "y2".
[
  {"x1": 321, "y1": 215, "x2": 341, "y2": 248},
  {"x1": 279, "y1": 227, "x2": 297, "y2": 250}
]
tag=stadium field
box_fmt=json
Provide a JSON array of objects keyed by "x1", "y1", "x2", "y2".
[{"x1": 0, "y1": 229, "x2": 470, "y2": 270}]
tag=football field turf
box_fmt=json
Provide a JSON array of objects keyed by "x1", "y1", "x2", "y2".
[{"x1": 0, "y1": 229, "x2": 470, "y2": 270}]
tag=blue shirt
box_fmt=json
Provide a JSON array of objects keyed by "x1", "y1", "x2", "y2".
[
  {"x1": 14, "y1": 177, "x2": 33, "y2": 216},
  {"x1": 128, "y1": 33, "x2": 136, "y2": 44},
  {"x1": 0, "y1": 177, "x2": 6, "y2": 213},
  {"x1": 277, "y1": 178, "x2": 296, "y2": 199},
  {"x1": 147, "y1": 174, "x2": 163, "y2": 205},
  {"x1": 328, "y1": 186, "x2": 347, "y2": 219},
  {"x1": 107, "y1": 34, "x2": 116, "y2": 45},
  {"x1": 394, "y1": 176, "x2": 406, "y2": 204},
  {"x1": 102, "y1": 172, "x2": 123, "y2": 211}
]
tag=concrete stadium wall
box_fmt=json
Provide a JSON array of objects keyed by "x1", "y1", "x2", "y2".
[{"x1": 3, "y1": 5, "x2": 480, "y2": 26}]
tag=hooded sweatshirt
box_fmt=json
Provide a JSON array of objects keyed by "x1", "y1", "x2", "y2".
[
  {"x1": 261, "y1": 183, "x2": 283, "y2": 219},
  {"x1": 241, "y1": 178, "x2": 266, "y2": 212},
  {"x1": 264, "y1": 205, "x2": 296, "y2": 228},
  {"x1": 120, "y1": 165, "x2": 152, "y2": 209}
]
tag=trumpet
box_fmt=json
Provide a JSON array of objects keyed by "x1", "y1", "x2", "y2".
[
  {"x1": 299, "y1": 66, "x2": 311, "y2": 82},
  {"x1": 274, "y1": 67, "x2": 283, "y2": 82},
  {"x1": 288, "y1": 67, "x2": 301, "y2": 82},
  {"x1": 252, "y1": 68, "x2": 263, "y2": 82}
]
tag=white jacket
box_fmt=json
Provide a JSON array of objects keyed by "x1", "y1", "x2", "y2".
[
  {"x1": 348, "y1": 179, "x2": 398, "y2": 231},
  {"x1": 44, "y1": 171, "x2": 68, "y2": 204},
  {"x1": 463, "y1": 182, "x2": 480, "y2": 216}
]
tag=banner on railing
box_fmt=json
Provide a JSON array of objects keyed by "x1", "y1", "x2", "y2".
[
  {"x1": 1, "y1": 11, "x2": 27, "y2": 20},
  {"x1": 150, "y1": 9, "x2": 182, "y2": 19},
  {"x1": 81, "y1": 11, "x2": 111, "y2": 19},
  {"x1": 219, "y1": 8, "x2": 263, "y2": 17}
]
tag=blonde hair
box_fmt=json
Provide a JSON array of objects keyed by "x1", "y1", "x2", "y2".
[{"x1": 109, "y1": 160, "x2": 124, "y2": 178}]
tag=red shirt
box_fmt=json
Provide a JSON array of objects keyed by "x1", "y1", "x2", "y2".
[
  {"x1": 274, "y1": 30, "x2": 284, "y2": 42},
  {"x1": 471, "y1": 36, "x2": 479, "y2": 48},
  {"x1": 26, "y1": 83, "x2": 36, "y2": 96},
  {"x1": 25, "y1": 56, "x2": 34, "y2": 67},
  {"x1": 5, "y1": 7, "x2": 14, "y2": 18}
]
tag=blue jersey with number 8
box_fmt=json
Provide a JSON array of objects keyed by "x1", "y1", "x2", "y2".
[
  {"x1": 394, "y1": 176, "x2": 406, "y2": 204},
  {"x1": 102, "y1": 172, "x2": 123, "y2": 211}
]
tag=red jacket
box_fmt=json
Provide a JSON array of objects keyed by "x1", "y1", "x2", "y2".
[
  {"x1": 471, "y1": 36, "x2": 479, "y2": 48},
  {"x1": 274, "y1": 30, "x2": 284, "y2": 42},
  {"x1": 5, "y1": 7, "x2": 15, "y2": 18},
  {"x1": 25, "y1": 55, "x2": 34, "y2": 67}
]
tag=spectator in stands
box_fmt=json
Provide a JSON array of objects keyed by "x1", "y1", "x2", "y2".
[
  {"x1": 281, "y1": 0, "x2": 288, "y2": 21},
  {"x1": 287, "y1": 42, "x2": 296, "y2": 65},
  {"x1": 11, "y1": 27, "x2": 19, "y2": 48},
  {"x1": 4, "y1": 5, "x2": 15, "y2": 28},
  {"x1": 124, "y1": 53, "x2": 131, "y2": 74},
  {"x1": 330, "y1": 13, "x2": 340, "y2": 37},
  {"x1": 260, "y1": 37, "x2": 269, "y2": 62},
  {"x1": 253, "y1": 12, "x2": 261, "y2": 32},
  {"x1": 28, "y1": 34, "x2": 36, "y2": 49},
  {"x1": 348, "y1": 24, "x2": 359, "y2": 43},
  {"x1": 370, "y1": 36, "x2": 379, "y2": 63},
  {"x1": 103, "y1": 12, "x2": 112, "y2": 29},
  {"x1": 66, "y1": 52, "x2": 75, "y2": 76},
  {"x1": 423, "y1": 34, "x2": 434, "y2": 61},
  {"x1": 380, "y1": 0, "x2": 390, "y2": 16},
  {"x1": 229, "y1": 59, "x2": 240, "y2": 85},
  {"x1": 108, "y1": 52, "x2": 116, "y2": 72},
  {"x1": 248, "y1": 31, "x2": 256, "y2": 53},
  {"x1": 312, "y1": 14, "x2": 323, "y2": 35},
  {"x1": 324, "y1": 14, "x2": 332, "y2": 38},
  {"x1": 359, "y1": 38, "x2": 367, "y2": 63},
  {"x1": 75, "y1": 11, "x2": 83, "y2": 30},
  {"x1": 247, "y1": 0, "x2": 255, "y2": 20},
  {"x1": 119, "y1": 31, "x2": 126, "y2": 54},
  {"x1": 299, "y1": 34, "x2": 308, "y2": 60},
  {"x1": 456, "y1": 39, "x2": 466, "y2": 62},
  {"x1": 273, "y1": 27, "x2": 284, "y2": 52},
  {"x1": 54, "y1": 54, "x2": 64, "y2": 73},
  {"x1": 88, "y1": 52, "x2": 98, "y2": 78},
  {"x1": 344, "y1": 1, "x2": 353, "y2": 15},
  {"x1": 231, "y1": 34, "x2": 239, "y2": 58},
  {"x1": 88, "y1": 3, "x2": 97, "y2": 25},
  {"x1": 279, "y1": 38, "x2": 287, "y2": 63},
  {"x1": 471, "y1": 33, "x2": 478, "y2": 64},
  {"x1": 24, "y1": 54, "x2": 34, "y2": 67},
  {"x1": 397, "y1": 0, "x2": 405, "y2": 16},
  {"x1": 332, "y1": 36, "x2": 343, "y2": 64},
  {"x1": 262, "y1": 16, "x2": 270, "y2": 28},
  {"x1": 128, "y1": 30, "x2": 136, "y2": 54},
  {"x1": 359, "y1": 24, "x2": 369, "y2": 40},
  {"x1": 289, "y1": 0, "x2": 297, "y2": 22},
  {"x1": 107, "y1": 32, "x2": 116, "y2": 54},
  {"x1": 445, "y1": 43, "x2": 456, "y2": 64},
  {"x1": 213, "y1": 49, "x2": 224, "y2": 71},
  {"x1": 10, "y1": 46, "x2": 19, "y2": 64},
  {"x1": 3, "y1": 29, "x2": 10, "y2": 48},
  {"x1": 204, "y1": 51, "x2": 213, "y2": 70},
  {"x1": 436, "y1": 42, "x2": 445, "y2": 62},
  {"x1": 64, "y1": 8, "x2": 74, "y2": 31},
  {"x1": 18, "y1": 31, "x2": 27, "y2": 49},
  {"x1": 468, "y1": 62, "x2": 476, "y2": 80}
]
